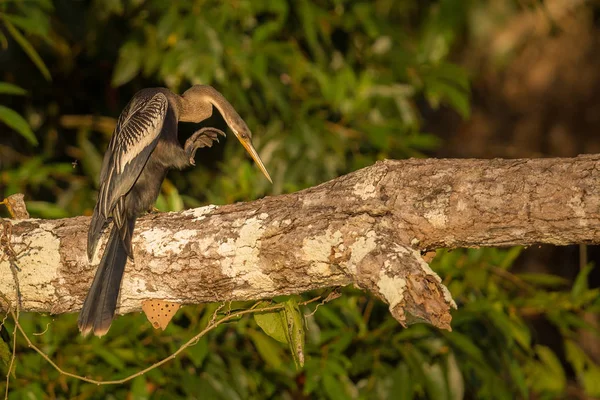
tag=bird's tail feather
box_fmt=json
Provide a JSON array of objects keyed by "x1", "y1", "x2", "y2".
[
  {"x1": 87, "y1": 206, "x2": 107, "y2": 262},
  {"x1": 78, "y1": 218, "x2": 135, "y2": 337}
]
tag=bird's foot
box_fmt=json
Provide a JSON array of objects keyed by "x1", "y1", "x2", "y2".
[
  {"x1": 148, "y1": 206, "x2": 161, "y2": 214},
  {"x1": 185, "y1": 127, "x2": 227, "y2": 166}
]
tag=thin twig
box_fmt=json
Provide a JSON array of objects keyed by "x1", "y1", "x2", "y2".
[
  {"x1": 0, "y1": 286, "x2": 324, "y2": 388},
  {"x1": 0, "y1": 293, "x2": 17, "y2": 400},
  {"x1": 9, "y1": 298, "x2": 319, "y2": 386},
  {"x1": 32, "y1": 322, "x2": 51, "y2": 336}
]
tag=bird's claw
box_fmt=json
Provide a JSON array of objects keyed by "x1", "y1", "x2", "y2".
[{"x1": 185, "y1": 127, "x2": 227, "y2": 166}]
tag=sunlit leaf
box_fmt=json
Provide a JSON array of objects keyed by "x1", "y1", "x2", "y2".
[
  {"x1": 389, "y1": 363, "x2": 413, "y2": 399},
  {"x1": 186, "y1": 337, "x2": 209, "y2": 368},
  {"x1": 0, "y1": 82, "x2": 26, "y2": 95},
  {"x1": 131, "y1": 375, "x2": 149, "y2": 400},
  {"x1": 323, "y1": 373, "x2": 350, "y2": 400},
  {"x1": 94, "y1": 347, "x2": 126, "y2": 370},
  {"x1": 422, "y1": 362, "x2": 448, "y2": 400},
  {"x1": 516, "y1": 273, "x2": 569, "y2": 288},
  {"x1": 526, "y1": 345, "x2": 566, "y2": 394},
  {"x1": 0, "y1": 105, "x2": 37, "y2": 145},
  {"x1": 572, "y1": 264, "x2": 593, "y2": 300},
  {"x1": 111, "y1": 41, "x2": 143, "y2": 87},
  {"x1": 2, "y1": 18, "x2": 51, "y2": 81},
  {"x1": 0, "y1": 332, "x2": 10, "y2": 368},
  {"x1": 283, "y1": 298, "x2": 305, "y2": 369},
  {"x1": 248, "y1": 330, "x2": 284, "y2": 370},
  {"x1": 2, "y1": 12, "x2": 49, "y2": 37},
  {"x1": 446, "y1": 352, "x2": 464, "y2": 400},
  {"x1": 25, "y1": 201, "x2": 69, "y2": 218},
  {"x1": 254, "y1": 310, "x2": 288, "y2": 344}
]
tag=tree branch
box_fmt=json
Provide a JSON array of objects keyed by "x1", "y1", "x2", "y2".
[{"x1": 2, "y1": 155, "x2": 599, "y2": 330}]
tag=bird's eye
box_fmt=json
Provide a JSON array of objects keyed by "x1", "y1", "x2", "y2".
[{"x1": 237, "y1": 129, "x2": 250, "y2": 139}]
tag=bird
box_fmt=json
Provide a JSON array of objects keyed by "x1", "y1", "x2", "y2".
[{"x1": 78, "y1": 85, "x2": 272, "y2": 337}]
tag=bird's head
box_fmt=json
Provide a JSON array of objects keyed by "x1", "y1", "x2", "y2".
[{"x1": 183, "y1": 85, "x2": 272, "y2": 183}]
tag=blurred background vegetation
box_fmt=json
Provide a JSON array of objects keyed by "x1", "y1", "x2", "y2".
[{"x1": 1, "y1": 0, "x2": 600, "y2": 398}]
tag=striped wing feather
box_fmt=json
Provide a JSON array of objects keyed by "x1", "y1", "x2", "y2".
[{"x1": 97, "y1": 92, "x2": 168, "y2": 221}]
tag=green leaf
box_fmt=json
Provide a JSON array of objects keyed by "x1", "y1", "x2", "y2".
[
  {"x1": 2, "y1": 18, "x2": 51, "y2": 81},
  {"x1": 508, "y1": 317, "x2": 531, "y2": 351},
  {"x1": 444, "y1": 331, "x2": 486, "y2": 365},
  {"x1": 283, "y1": 298, "x2": 305, "y2": 369},
  {"x1": 446, "y1": 352, "x2": 464, "y2": 400},
  {"x1": 572, "y1": 264, "x2": 593, "y2": 300},
  {"x1": 0, "y1": 31, "x2": 7, "y2": 49},
  {"x1": 0, "y1": 105, "x2": 37, "y2": 145},
  {"x1": 18, "y1": 383, "x2": 46, "y2": 399},
  {"x1": 582, "y1": 365, "x2": 600, "y2": 397},
  {"x1": 565, "y1": 340, "x2": 600, "y2": 396},
  {"x1": 94, "y1": 347, "x2": 126, "y2": 370},
  {"x1": 499, "y1": 246, "x2": 523, "y2": 269},
  {"x1": 248, "y1": 330, "x2": 284, "y2": 370},
  {"x1": 516, "y1": 272, "x2": 568, "y2": 288},
  {"x1": 389, "y1": 363, "x2": 413, "y2": 400},
  {"x1": 186, "y1": 337, "x2": 209, "y2": 368},
  {"x1": 0, "y1": 332, "x2": 10, "y2": 368},
  {"x1": 565, "y1": 340, "x2": 586, "y2": 375},
  {"x1": 77, "y1": 130, "x2": 104, "y2": 184},
  {"x1": 111, "y1": 41, "x2": 142, "y2": 87},
  {"x1": 323, "y1": 373, "x2": 350, "y2": 400},
  {"x1": 508, "y1": 357, "x2": 529, "y2": 399},
  {"x1": 422, "y1": 362, "x2": 448, "y2": 400},
  {"x1": 254, "y1": 310, "x2": 288, "y2": 344},
  {"x1": 163, "y1": 179, "x2": 184, "y2": 211},
  {"x1": 24, "y1": 201, "x2": 69, "y2": 218},
  {"x1": 2, "y1": 13, "x2": 49, "y2": 37},
  {"x1": 130, "y1": 376, "x2": 149, "y2": 400},
  {"x1": 0, "y1": 82, "x2": 26, "y2": 95},
  {"x1": 529, "y1": 345, "x2": 566, "y2": 393}
]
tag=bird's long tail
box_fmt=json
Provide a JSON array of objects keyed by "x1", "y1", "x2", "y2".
[{"x1": 78, "y1": 217, "x2": 135, "y2": 337}]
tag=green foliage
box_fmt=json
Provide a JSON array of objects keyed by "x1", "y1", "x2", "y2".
[
  {"x1": 0, "y1": 104, "x2": 36, "y2": 146},
  {"x1": 0, "y1": 0, "x2": 598, "y2": 399},
  {"x1": 255, "y1": 297, "x2": 306, "y2": 369}
]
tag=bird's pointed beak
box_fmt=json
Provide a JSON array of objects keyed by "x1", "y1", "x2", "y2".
[{"x1": 236, "y1": 136, "x2": 273, "y2": 183}]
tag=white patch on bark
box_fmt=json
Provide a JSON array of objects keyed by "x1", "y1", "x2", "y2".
[
  {"x1": 182, "y1": 204, "x2": 218, "y2": 221},
  {"x1": 139, "y1": 228, "x2": 197, "y2": 257},
  {"x1": 302, "y1": 230, "x2": 343, "y2": 276},
  {"x1": 354, "y1": 181, "x2": 377, "y2": 200},
  {"x1": 422, "y1": 185, "x2": 451, "y2": 228},
  {"x1": 567, "y1": 191, "x2": 587, "y2": 225},
  {"x1": 194, "y1": 236, "x2": 215, "y2": 254},
  {"x1": 377, "y1": 271, "x2": 407, "y2": 309},
  {"x1": 218, "y1": 217, "x2": 274, "y2": 295},
  {"x1": 118, "y1": 276, "x2": 173, "y2": 313},
  {"x1": 348, "y1": 231, "x2": 377, "y2": 273},
  {"x1": 424, "y1": 209, "x2": 448, "y2": 228},
  {"x1": 0, "y1": 224, "x2": 60, "y2": 309}
]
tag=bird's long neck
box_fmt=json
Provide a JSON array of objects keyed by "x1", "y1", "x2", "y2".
[{"x1": 179, "y1": 85, "x2": 241, "y2": 125}]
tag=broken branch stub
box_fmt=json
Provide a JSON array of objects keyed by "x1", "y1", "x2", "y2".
[{"x1": 3, "y1": 155, "x2": 600, "y2": 331}]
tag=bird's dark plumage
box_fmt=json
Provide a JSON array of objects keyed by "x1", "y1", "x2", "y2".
[
  {"x1": 79, "y1": 85, "x2": 271, "y2": 337},
  {"x1": 87, "y1": 92, "x2": 168, "y2": 262}
]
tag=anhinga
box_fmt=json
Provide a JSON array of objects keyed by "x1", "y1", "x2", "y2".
[{"x1": 78, "y1": 85, "x2": 272, "y2": 337}]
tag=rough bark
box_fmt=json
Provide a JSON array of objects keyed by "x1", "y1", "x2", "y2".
[{"x1": 1, "y1": 155, "x2": 599, "y2": 331}]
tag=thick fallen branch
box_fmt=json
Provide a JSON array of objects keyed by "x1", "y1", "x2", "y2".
[{"x1": 1, "y1": 155, "x2": 599, "y2": 330}]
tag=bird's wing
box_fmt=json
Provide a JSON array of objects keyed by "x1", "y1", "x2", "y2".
[{"x1": 97, "y1": 91, "x2": 169, "y2": 222}]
